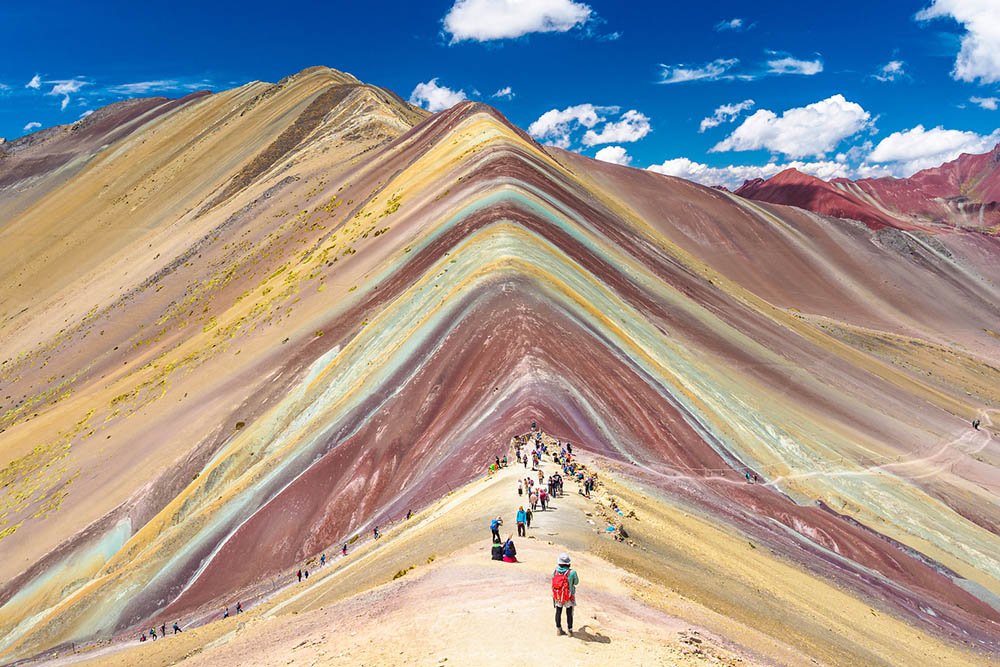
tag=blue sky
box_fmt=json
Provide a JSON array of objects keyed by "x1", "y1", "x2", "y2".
[{"x1": 2, "y1": 0, "x2": 998, "y2": 187}]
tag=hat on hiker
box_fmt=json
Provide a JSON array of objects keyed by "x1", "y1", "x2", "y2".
[{"x1": 558, "y1": 553, "x2": 571, "y2": 565}]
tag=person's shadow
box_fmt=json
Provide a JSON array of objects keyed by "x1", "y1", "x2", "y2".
[{"x1": 572, "y1": 625, "x2": 611, "y2": 643}]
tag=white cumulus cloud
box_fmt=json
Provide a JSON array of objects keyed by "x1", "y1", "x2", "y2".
[
  {"x1": 699, "y1": 99, "x2": 755, "y2": 132},
  {"x1": 26, "y1": 74, "x2": 41, "y2": 89},
  {"x1": 970, "y1": 95, "x2": 999, "y2": 110},
  {"x1": 867, "y1": 124, "x2": 1000, "y2": 175},
  {"x1": 491, "y1": 86, "x2": 515, "y2": 100},
  {"x1": 647, "y1": 158, "x2": 851, "y2": 190},
  {"x1": 714, "y1": 18, "x2": 746, "y2": 32},
  {"x1": 659, "y1": 58, "x2": 741, "y2": 84},
  {"x1": 582, "y1": 109, "x2": 651, "y2": 146},
  {"x1": 766, "y1": 56, "x2": 823, "y2": 76},
  {"x1": 594, "y1": 145, "x2": 631, "y2": 165},
  {"x1": 23, "y1": 121, "x2": 42, "y2": 132},
  {"x1": 528, "y1": 103, "x2": 615, "y2": 148},
  {"x1": 873, "y1": 60, "x2": 906, "y2": 82},
  {"x1": 408, "y1": 78, "x2": 468, "y2": 112},
  {"x1": 443, "y1": 0, "x2": 593, "y2": 43},
  {"x1": 917, "y1": 0, "x2": 1000, "y2": 84},
  {"x1": 711, "y1": 94, "x2": 872, "y2": 158},
  {"x1": 46, "y1": 79, "x2": 88, "y2": 111}
]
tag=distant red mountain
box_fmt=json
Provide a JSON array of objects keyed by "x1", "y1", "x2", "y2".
[{"x1": 734, "y1": 144, "x2": 1000, "y2": 231}]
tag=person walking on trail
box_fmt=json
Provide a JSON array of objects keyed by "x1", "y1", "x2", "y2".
[
  {"x1": 540, "y1": 488, "x2": 549, "y2": 510},
  {"x1": 342, "y1": 543, "x2": 348, "y2": 556},
  {"x1": 973, "y1": 419, "x2": 981, "y2": 430},
  {"x1": 173, "y1": 621, "x2": 182, "y2": 634},
  {"x1": 491, "y1": 516, "x2": 503, "y2": 543},
  {"x1": 223, "y1": 607, "x2": 229, "y2": 619},
  {"x1": 373, "y1": 525, "x2": 380, "y2": 540},
  {"x1": 304, "y1": 569, "x2": 309, "y2": 579},
  {"x1": 321, "y1": 553, "x2": 326, "y2": 566},
  {"x1": 516, "y1": 506, "x2": 527, "y2": 536},
  {"x1": 530, "y1": 490, "x2": 538, "y2": 511},
  {"x1": 161, "y1": 623, "x2": 166, "y2": 637},
  {"x1": 150, "y1": 627, "x2": 157, "y2": 640},
  {"x1": 518, "y1": 481, "x2": 523, "y2": 497},
  {"x1": 297, "y1": 569, "x2": 302, "y2": 582},
  {"x1": 526, "y1": 506, "x2": 533, "y2": 529},
  {"x1": 236, "y1": 602, "x2": 243, "y2": 614},
  {"x1": 552, "y1": 553, "x2": 579, "y2": 636}
]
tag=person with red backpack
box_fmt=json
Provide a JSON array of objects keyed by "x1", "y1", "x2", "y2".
[{"x1": 551, "y1": 553, "x2": 579, "y2": 636}]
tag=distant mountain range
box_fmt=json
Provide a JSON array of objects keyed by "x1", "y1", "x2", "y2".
[{"x1": 734, "y1": 144, "x2": 1000, "y2": 231}]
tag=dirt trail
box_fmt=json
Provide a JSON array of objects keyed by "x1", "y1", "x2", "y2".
[
  {"x1": 35, "y1": 439, "x2": 991, "y2": 667},
  {"x1": 56, "y1": 445, "x2": 755, "y2": 666}
]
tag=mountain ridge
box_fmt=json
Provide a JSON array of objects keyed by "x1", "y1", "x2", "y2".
[
  {"x1": 1, "y1": 66, "x2": 999, "y2": 664},
  {"x1": 734, "y1": 143, "x2": 1000, "y2": 231}
]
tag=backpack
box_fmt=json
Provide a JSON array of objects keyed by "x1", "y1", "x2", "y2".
[
  {"x1": 491, "y1": 519, "x2": 499, "y2": 531},
  {"x1": 552, "y1": 570, "x2": 573, "y2": 604}
]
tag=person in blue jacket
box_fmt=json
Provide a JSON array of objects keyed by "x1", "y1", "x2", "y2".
[
  {"x1": 491, "y1": 516, "x2": 503, "y2": 542},
  {"x1": 516, "y1": 506, "x2": 527, "y2": 536}
]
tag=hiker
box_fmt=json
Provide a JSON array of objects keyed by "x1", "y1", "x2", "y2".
[
  {"x1": 373, "y1": 525, "x2": 380, "y2": 540},
  {"x1": 342, "y1": 544, "x2": 348, "y2": 556},
  {"x1": 406, "y1": 509, "x2": 412, "y2": 520},
  {"x1": 552, "y1": 553, "x2": 579, "y2": 636},
  {"x1": 140, "y1": 634, "x2": 146, "y2": 643},
  {"x1": 236, "y1": 602, "x2": 243, "y2": 614},
  {"x1": 173, "y1": 622, "x2": 182, "y2": 634},
  {"x1": 297, "y1": 569, "x2": 303, "y2": 582},
  {"x1": 524, "y1": 454, "x2": 528, "y2": 469},
  {"x1": 502, "y1": 537, "x2": 518, "y2": 562},
  {"x1": 526, "y1": 506, "x2": 533, "y2": 529},
  {"x1": 530, "y1": 490, "x2": 538, "y2": 510},
  {"x1": 566, "y1": 443, "x2": 572, "y2": 455},
  {"x1": 491, "y1": 539, "x2": 504, "y2": 561},
  {"x1": 973, "y1": 419, "x2": 981, "y2": 430},
  {"x1": 161, "y1": 623, "x2": 166, "y2": 637},
  {"x1": 516, "y1": 506, "x2": 527, "y2": 536},
  {"x1": 321, "y1": 554, "x2": 326, "y2": 566},
  {"x1": 518, "y1": 481, "x2": 523, "y2": 497},
  {"x1": 495, "y1": 456, "x2": 501, "y2": 469},
  {"x1": 745, "y1": 472, "x2": 750, "y2": 482},
  {"x1": 150, "y1": 627, "x2": 157, "y2": 640},
  {"x1": 540, "y1": 488, "x2": 548, "y2": 510},
  {"x1": 502, "y1": 455, "x2": 507, "y2": 467},
  {"x1": 304, "y1": 569, "x2": 309, "y2": 579},
  {"x1": 752, "y1": 474, "x2": 758, "y2": 483},
  {"x1": 491, "y1": 516, "x2": 503, "y2": 542},
  {"x1": 532, "y1": 421, "x2": 537, "y2": 431},
  {"x1": 223, "y1": 607, "x2": 229, "y2": 619}
]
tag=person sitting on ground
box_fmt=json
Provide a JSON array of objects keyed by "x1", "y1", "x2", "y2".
[
  {"x1": 502, "y1": 538, "x2": 518, "y2": 562},
  {"x1": 516, "y1": 506, "x2": 527, "y2": 536},
  {"x1": 491, "y1": 539, "x2": 504, "y2": 561},
  {"x1": 552, "y1": 553, "x2": 579, "y2": 636}
]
